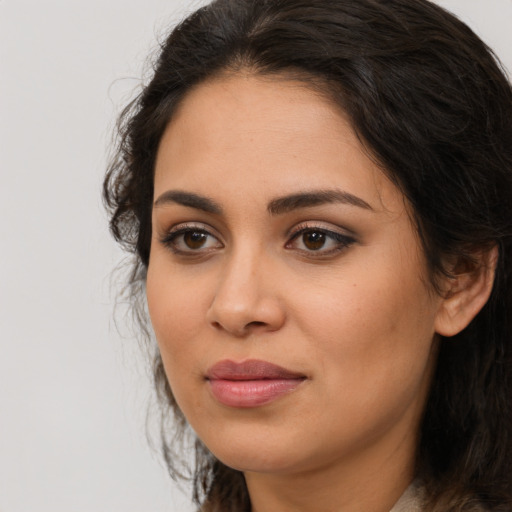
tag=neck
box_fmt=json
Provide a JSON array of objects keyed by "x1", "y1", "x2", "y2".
[{"x1": 244, "y1": 424, "x2": 417, "y2": 512}]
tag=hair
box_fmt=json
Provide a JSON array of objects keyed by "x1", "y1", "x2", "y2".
[{"x1": 103, "y1": 0, "x2": 512, "y2": 510}]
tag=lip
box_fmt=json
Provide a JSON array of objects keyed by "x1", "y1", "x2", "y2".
[{"x1": 206, "y1": 359, "x2": 306, "y2": 408}]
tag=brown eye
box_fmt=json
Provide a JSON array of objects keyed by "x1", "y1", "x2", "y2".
[
  {"x1": 183, "y1": 231, "x2": 208, "y2": 249},
  {"x1": 286, "y1": 225, "x2": 356, "y2": 256},
  {"x1": 161, "y1": 225, "x2": 223, "y2": 255},
  {"x1": 302, "y1": 231, "x2": 326, "y2": 250}
]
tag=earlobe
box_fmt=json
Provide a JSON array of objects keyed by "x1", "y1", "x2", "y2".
[{"x1": 434, "y1": 245, "x2": 498, "y2": 337}]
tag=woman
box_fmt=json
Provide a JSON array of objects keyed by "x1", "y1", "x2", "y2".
[{"x1": 104, "y1": 0, "x2": 512, "y2": 510}]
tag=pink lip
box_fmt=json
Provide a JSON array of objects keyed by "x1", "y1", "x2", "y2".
[{"x1": 206, "y1": 359, "x2": 306, "y2": 408}]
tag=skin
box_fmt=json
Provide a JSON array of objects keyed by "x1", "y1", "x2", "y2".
[{"x1": 146, "y1": 73, "x2": 464, "y2": 512}]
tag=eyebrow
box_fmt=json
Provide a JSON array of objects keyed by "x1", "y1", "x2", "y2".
[
  {"x1": 153, "y1": 190, "x2": 223, "y2": 214},
  {"x1": 267, "y1": 189, "x2": 373, "y2": 215},
  {"x1": 153, "y1": 188, "x2": 373, "y2": 215}
]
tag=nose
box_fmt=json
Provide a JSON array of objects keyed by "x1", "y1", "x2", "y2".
[{"x1": 206, "y1": 248, "x2": 286, "y2": 337}]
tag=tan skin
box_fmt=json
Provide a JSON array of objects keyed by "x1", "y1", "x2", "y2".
[{"x1": 146, "y1": 73, "x2": 496, "y2": 512}]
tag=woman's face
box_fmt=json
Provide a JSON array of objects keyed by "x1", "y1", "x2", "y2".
[{"x1": 147, "y1": 74, "x2": 445, "y2": 478}]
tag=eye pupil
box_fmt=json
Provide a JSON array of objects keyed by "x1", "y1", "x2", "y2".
[
  {"x1": 184, "y1": 231, "x2": 207, "y2": 249},
  {"x1": 303, "y1": 231, "x2": 326, "y2": 250}
]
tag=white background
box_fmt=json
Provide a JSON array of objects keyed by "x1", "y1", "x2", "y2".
[{"x1": 1, "y1": 1, "x2": 511, "y2": 511}]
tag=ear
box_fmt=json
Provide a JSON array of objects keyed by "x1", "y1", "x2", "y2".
[{"x1": 435, "y1": 245, "x2": 498, "y2": 337}]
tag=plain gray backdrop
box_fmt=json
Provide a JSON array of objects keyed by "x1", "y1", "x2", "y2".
[{"x1": 1, "y1": 1, "x2": 511, "y2": 511}]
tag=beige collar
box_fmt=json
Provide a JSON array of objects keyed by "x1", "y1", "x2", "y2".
[{"x1": 390, "y1": 481, "x2": 424, "y2": 512}]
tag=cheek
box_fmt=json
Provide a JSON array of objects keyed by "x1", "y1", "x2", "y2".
[
  {"x1": 292, "y1": 259, "x2": 438, "y2": 403},
  {"x1": 146, "y1": 262, "x2": 212, "y2": 417},
  {"x1": 296, "y1": 260, "x2": 433, "y2": 343},
  {"x1": 146, "y1": 257, "x2": 209, "y2": 360}
]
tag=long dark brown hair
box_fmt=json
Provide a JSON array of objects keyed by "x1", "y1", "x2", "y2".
[{"x1": 104, "y1": 1, "x2": 512, "y2": 510}]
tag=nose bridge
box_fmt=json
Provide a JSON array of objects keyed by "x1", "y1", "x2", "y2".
[{"x1": 206, "y1": 238, "x2": 285, "y2": 335}]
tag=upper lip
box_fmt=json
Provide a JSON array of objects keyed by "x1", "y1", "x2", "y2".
[{"x1": 206, "y1": 359, "x2": 306, "y2": 381}]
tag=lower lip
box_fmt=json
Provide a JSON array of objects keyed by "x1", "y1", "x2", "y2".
[{"x1": 208, "y1": 378, "x2": 305, "y2": 408}]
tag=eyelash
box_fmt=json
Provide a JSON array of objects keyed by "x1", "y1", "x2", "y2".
[
  {"x1": 286, "y1": 223, "x2": 356, "y2": 257},
  {"x1": 159, "y1": 223, "x2": 223, "y2": 256},
  {"x1": 159, "y1": 222, "x2": 356, "y2": 258}
]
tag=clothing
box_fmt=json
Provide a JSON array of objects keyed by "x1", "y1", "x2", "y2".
[
  {"x1": 390, "y1": 482, "x2": 424, "y2": 512},
  {"x1": 389, "y1": 482, "x2": 489, "y2": 512}
]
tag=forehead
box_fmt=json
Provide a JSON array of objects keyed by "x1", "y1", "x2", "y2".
[{"x1": 154, "y1": 73, "x2": 405, "y2": 216}]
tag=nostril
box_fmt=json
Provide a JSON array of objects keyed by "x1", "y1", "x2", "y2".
[
  {"x1": 209, "y1": 319, "x2": 268, "y2": 334},
  {"x1": 206, "y1": 296, "x2": 286, "y2": 335},
  {"x1": 246, "y1": 321, "x2": 267, "y2": 329}
]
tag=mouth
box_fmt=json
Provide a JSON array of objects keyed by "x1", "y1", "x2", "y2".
[{"x1": 205, "y1": 359, "x2": 307, "y2": 408}]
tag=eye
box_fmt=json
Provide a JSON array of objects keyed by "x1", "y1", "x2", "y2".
[
  {"x1": 160, "y1": 224, "x2": 223, "y2": 254},
  {"x1": 286, "y1": 225, "x2": 355, "y2": 256}
]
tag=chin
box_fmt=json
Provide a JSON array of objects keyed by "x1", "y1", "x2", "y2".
[
  {"x1": 200, "y1": 432, "x2": 304, "y2": 474},
  {"x1": 215, "y1": 450, "x2": 298, "y2": 474}
]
